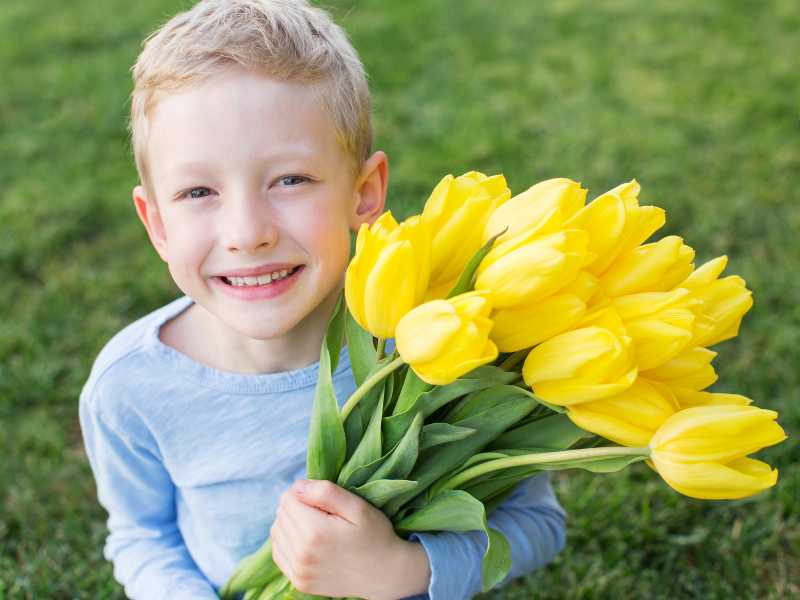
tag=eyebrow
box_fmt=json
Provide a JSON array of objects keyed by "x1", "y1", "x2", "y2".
[{"x1": 170, "y1": 152, "x2": 319, "y2": 176}]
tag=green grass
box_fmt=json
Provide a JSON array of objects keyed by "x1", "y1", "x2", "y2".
[{"x1": 1, "y1": 0, "x2": 798, "y2": 597}]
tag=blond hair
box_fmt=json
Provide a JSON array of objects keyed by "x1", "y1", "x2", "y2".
[{"x1": 129, "y1": 0, "x2": 372, "y2": 192}]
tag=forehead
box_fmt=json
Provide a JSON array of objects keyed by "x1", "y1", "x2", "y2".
[{"x1": 145, "y1": 67, "x2": 344, "y2": 183}]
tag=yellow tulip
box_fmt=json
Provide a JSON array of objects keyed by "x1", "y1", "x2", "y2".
[
  {"x1": 649, "y1": 405, "x2": 786, "y2": 499},
  {"x1": 395, "y1": 291, "x2": 498, "y2": 385},
  {"x1": 345, "y1": 212, "x2": 430, "y2": 338},
  {"x1": 600, "y1": 235, "x2": 695, "y2": 297},
  {"x1": 522, "y1": 326, "x2": 638, "y2": 405},
  {"x1": 422, "y1": 172, "x2": 511, "y2": 295},
  {"x1": 678, "y1": 256, "x2": 754, "y2": 347},
  {"x1": 489, "y1": 272, "x2": 598, "y2": 352},
  {"x1": 565, "y1": 180, "x2": 667, "y2": 276},
  {"x1": 475, "y1": 229, "x2": 590, "y2": 308},
  {"x1": 612, "y1": 289, "x2": 698, "y2": 370},
  {"x1": 641, "y1": 346, "x2": 718, "y2": 392},
  {"x1": 567, "y1": 377, "x2": 679, "y2": 447},
  {"x1": 482, "y1": 178, "x2": 586, "y2": 244}
]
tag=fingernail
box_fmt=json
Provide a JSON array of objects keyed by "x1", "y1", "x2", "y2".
[{"x1": 295, "y1": 480, "x2": 309, "y2": 495}]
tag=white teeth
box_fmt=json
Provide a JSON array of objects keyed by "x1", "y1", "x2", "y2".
[{"x1": 225, "y1": 267, "x2": 297, "y2": 287}]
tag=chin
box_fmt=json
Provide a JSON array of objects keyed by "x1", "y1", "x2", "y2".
[{"x1": 227, "y1": 313, "x2": 304, "y2": 341}]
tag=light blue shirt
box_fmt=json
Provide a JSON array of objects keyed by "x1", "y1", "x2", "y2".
[{"x1": 79, "y1": 295, "x2": 566, "y2": 599}]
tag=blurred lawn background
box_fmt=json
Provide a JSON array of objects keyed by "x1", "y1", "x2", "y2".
[{"x1": 1, "y1": 0, "x2": 798, "y2": 598}]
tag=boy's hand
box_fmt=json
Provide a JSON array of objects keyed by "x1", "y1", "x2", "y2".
[{"x1": 270, "y1": 479, "x2": 430, "y2": 600}]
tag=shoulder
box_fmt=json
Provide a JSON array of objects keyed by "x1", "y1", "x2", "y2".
[{"x1": 79, "y1": 296, "x2": 192, "y2": 428}]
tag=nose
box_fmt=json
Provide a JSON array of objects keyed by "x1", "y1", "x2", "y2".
[{"x1": 220, "y1": 194, "x2": 279, "y2": 254}]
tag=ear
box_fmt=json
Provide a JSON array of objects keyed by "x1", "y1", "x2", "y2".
[
  {"x1": 350, "y1": 150, "x2": 389, "y2": 231},
  {"x1": 132, "y1": 185, "x2": 169, "y2": 263}
]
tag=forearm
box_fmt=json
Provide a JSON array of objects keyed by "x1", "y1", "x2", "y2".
[{"x1": 376, "y1": 539, "x2": 431, "y2": 600}]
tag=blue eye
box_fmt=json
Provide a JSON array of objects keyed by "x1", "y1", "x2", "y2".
[
  {"x1": 185, "y1": 187, "x2": 211, "y2": 199},
  {"x1": 279, "y1": 175, "x2": 307, "y2": 186}
]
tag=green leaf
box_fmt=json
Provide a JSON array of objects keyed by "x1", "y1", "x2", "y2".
[
  {"x1": 420, "y1": 422, "x2": 476, "y2": 450},
  {"x1": 391, "y1": 368, "x2": 432, "y2": 416},
  {"x1": 482, "y1": 485, "x2": 518, "y2": 515},
  {"x1": 337, "y1": 395, "x2": 384, "y2": 488},
  {"x1": 342, "y1": 356, "x2": 391, "y2": 461},
  {"x1": 325, "y1": 292, "x2": 347, "y2": 373},
  {"x1": 446, "y1": 228, "x2": 507, "y2": 298},
  {"x1": 395, "y1": 489, "x2": 484, "y2": 532},
  {"x1": 534, "y1": 453, "x2": 649, "y2": 473},
  {"x1": 258, "y1": 574, "x2": 290, "y2": 598},
  {"x1": 344, "y1": 304, "x2": 377, "y2": 386},
  {"x1": 445, "y1": 384, "x2": 532, "y2": 423},
  {"x1": 304, "y1": 299, "x2": 354, "y2": 483},
  {"x1": 483, "y1": 527, "x2": 512, "y2": 592},
  {"x1": 243, "y1": 585, "x2": 264, "y2": 600},
  {"x1": 383, "y1": 366, "x2": 517, "y2": 450},
  {"x1": 395, "y1": 490, "x2": 511, "y2": 593},
  {"x1": 353, "y1": 479, "x2": 419, "y2": 508},
  {"x1": 370, "y1": 411, "x2": 424, "y2": 481},
  {"x1": 487, "y1": 413, "x2": 592, "y2": 451},
  {"x1": 219, "y1": 539, "x2": 281, "y2": 598},
  {"x1": 306, "y1": 335, "x2": 346, "y2": 481},
  {"x1": 384, "y1": 387, "x2": 536, "y2": 518}
]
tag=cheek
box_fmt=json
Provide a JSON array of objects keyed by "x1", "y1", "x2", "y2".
[
  {"x1": 297, "y1": 210, "x2": 352, "y2": 266},
  {"x1": 161, "y1": 214, "x2": 213, "y2": 274}
]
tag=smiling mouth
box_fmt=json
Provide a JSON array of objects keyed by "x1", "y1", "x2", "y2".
[{"x1": 219, "y1": 265, "x2": 304, "y2": 287}]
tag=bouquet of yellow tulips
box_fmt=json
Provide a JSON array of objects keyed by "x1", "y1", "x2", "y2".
[{"x1": 221, "y1": 173, "x2": 787, "y2": 600}]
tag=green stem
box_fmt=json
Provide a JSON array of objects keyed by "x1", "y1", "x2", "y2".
[
  {"x1": 376, "y1": 337, "x2": 386, "y2": 361},
  {"x1": 499, "y1": 349, "x2": 528, "y2": 371},
  {"x1": 440, "y1": 446, "x2": 651, "y2": 492},
  {"x1": 341, "y1": 356, "x2": 404, "y2": 420}
]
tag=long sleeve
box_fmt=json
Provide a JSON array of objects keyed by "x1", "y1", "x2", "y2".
[
  {"x1": 79, "y1": 384, "x2": 218, "y2": 600},
  {"x1": 404, "y1": 472, "x2": 566, "y2": 600}
]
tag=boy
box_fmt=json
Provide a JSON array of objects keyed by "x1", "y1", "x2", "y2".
[{"x1": 79, "y1": 1, "x2": 567, "y2": 598}]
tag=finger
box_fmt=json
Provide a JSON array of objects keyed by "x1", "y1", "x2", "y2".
[
  {"x1": 292, "y1": 479, "x2": 367, "y2": 524},
  {"x1": 270, "y1": 514, "x2": 297, "y2": 580}
]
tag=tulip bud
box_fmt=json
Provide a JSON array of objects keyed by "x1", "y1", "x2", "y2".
[
  {"x1": 678, "y1": 256, "x2": 754, "y2": 347},
  {"x1": 599, "y1": 235, "x2": 695, "y2": 297},
  {"x1": 422, "y1": 172, "x2": 511, "y2": 295},
  {"x1": 345, "y1": 212, "x2": 430, "y2": 338},
  {"x1": 564, "y1": 180, "x2": 666, "y2": 276},
  {"x1": 611, "y1": 289, "x2": 697, "y2": 370},
  {"x1": 522, "y1": 326, "x2": 638, "y2": 405},
  {"x1": 567, "y1": 377, "x2": 679, "y2": 447},
  {"x1": 395, "y1": 291, "x2": 498, "y2": 385},
  {"x1": 475, "y1": 229, "x2": 590, "y2": 308},
  {"x1": 649, "y1": 405, "x2": 786, "y2": 499},
  {"x1": 483, "y1": 178, "x2": 586, "y2": 244}
]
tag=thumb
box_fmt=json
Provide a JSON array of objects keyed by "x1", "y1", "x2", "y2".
[{"x1": 293, "y1": 479, "x2": 363, "y2": 524}]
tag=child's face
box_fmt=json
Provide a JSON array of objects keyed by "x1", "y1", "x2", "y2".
[{"x1": 133, "y1": 66, "x2": 386, "y2": 342}]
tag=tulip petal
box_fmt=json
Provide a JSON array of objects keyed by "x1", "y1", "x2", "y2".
[
  {"x1": 653, "y1": 456, "x2": 778, "y2": 500},
  {"x1": 530, "y1": 366, "x2": 638, "y2": 405},
  {"x1": 491, "y1": 294, "x2": 586, "y2": 352},
  {"x1": 395, "y1": 301, "x2": 461, "y2": 365},
  {"x1": 523, "y1": 327, "x2": 619, "y2": 382},
  {"x1": 649, "y1": 405, "x2": 787, "y2": 464},
  {"x1": 363, "y1": 240, "x2": 417, "y2": 338}
]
